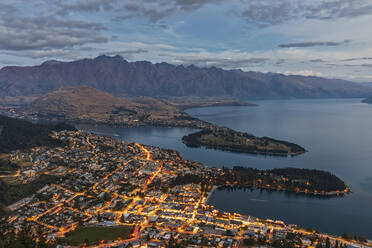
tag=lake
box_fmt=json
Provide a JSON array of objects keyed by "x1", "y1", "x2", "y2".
[{"x1": 80, "y1": 98, "x2": 372, "y2": 239}]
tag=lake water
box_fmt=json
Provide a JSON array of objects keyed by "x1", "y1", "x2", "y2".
[{"x1": 80, "y1": 98, "x2": 372, "y2": 238}]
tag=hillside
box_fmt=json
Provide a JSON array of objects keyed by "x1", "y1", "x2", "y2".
[
  {"x1": 15, "y1": 86, "x2": 212, "y2": 128},
  {"x1": 0, "y1": 115, "x2": 75, "y2": 154},
  {"x1": 1, "y1": 55, "x2": 372, "y2": 105}
]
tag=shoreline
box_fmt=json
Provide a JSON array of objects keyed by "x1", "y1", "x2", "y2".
[
  {"x1": 216, "y1": 185, "x2": 350, "y2": 198},
  {"x1": 205, "y1": 186, "x2": 218, "y2": 205},
  {"x1": 3, "y1": 101, "x2": 307, "y2": 158},
  {"x1": 183, "y1": 143, "x2": 306, "y2": 157}
]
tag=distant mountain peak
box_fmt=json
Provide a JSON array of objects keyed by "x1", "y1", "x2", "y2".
[
  {"x1": 41, "y1": 60, "x2": 62, "y2": 66},
  {"x1": 186, "y1": 64, "x2": 198, "y2": 69},
  {"x1": 94, "y1": 54, "x2": 126, "y2": 62}
]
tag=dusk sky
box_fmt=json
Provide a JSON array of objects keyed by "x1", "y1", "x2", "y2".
[{"x1": 1, "y1": 0, "x2": 372, "y2": 81}]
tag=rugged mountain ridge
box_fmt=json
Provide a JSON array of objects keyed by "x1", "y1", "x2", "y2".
[{"x1": 1, "y1": 55, "x2": 372, "y2": 105}]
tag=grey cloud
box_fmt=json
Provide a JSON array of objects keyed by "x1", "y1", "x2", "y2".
[
  {"x1": 52, "y1": 0, "x2": 222, "y2": 22},
  {"x1": 342, "y1": 63, "x2": 372, "y2": 68},
  {"x1": 0, "y1": 3, "x2": 16, "y2": 14},
  {"x1": 118, "y1": 3, "x2": 174, "y2": 22},
  {"x1": 175, "y1": 57, "x2": 269, "y2": 68},
  {"x1": 304, "y1": 0, "x2": 372, "y2": 20},
  {"x1": 2, "y1": 14, "x2": 106, "y2": 31},
  {"x1": 241, "y1": 0, "x2": 372, "y2": 27},
  {"x1": 310, "y1": 59, "x2": 326, "y2": 63},
  {"x1": 4, "y1": 50, "x2": 80, "y2": 60},
  {"x1": 9, "y1": 0, "x2": 372, "y2": 29},
  {"x1": 173, "y1": 0, "x2": 223, "y2": 11},
  {"x1": 158, "y1": 23, "x2": 169, "y2": 29},
  {"x1": 55, "y1": 0, "x2": 119, "y2": 15},
  {"x1": 279, "y1": 42, "x2": 339, "y2": 48},
  {"x1": 0, "y1": 58, "x2": 23, "y2": 66},
  {"x1": 279, "y1": 40, "x2": 351, "y2": 48},
  {"x1": 0, "y1": 7, "x2": 108, "y2": 52},
  {"x1": 241, "y1": 1, "x2": 297, "y2": 27},
  {"x1": 361, "y1": 64, "x2": 372, "y2": 68},
  {"x1": 22, "y1": 0, "x2": 372, "y2": 28},
  {"x1": 343, "y1": 57, "x2": 372, "y2": 62},
  {"x1": 275, "y1": 59, "x2": 286, "y2": 65},
  {"x1": 121, "y1": 49, "x2": 148, "y2": 55},
  {"x1": 114, "y1": 0, "x2": 223, "y2": 22}
]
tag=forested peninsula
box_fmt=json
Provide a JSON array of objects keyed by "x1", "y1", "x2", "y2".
[{"x1": 182, "y1": 127, "x2": 306, "y2": 156}]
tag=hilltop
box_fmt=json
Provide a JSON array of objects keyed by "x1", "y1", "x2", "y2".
[
  {"x1": 1, "y1": 55, "x2": 372, "y2": 105},
  {"x1": 15, "y1": 86, "x2": 212, "y2": 129}
]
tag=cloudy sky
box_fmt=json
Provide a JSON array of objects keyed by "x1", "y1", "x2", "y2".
[{"x1": 1, "y1": 0, "x2": 372, "y2": 81}]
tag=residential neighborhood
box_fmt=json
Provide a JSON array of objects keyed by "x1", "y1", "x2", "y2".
[{"x1": 1, "y1": 131, "x2": 370, "y2": 248}]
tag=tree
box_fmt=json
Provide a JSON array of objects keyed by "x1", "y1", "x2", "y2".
[
  {"x1": 341, "y1": 233, "x2": 351, "y2": 240},
  {"x1": 36, "y1": 226, "x2": 48, "y2": 248},
  {"x1": 316, "y1": 241, "x2": 323, "y2": 248},
  {"x1": 166, "y1": 235, "x2": 181, "y2": 248},
  {"x1": 325, "y1": 238, "x2": 330, "y2": 248},
  {"x1": 84, "y1": 239, "x2": 90, "y2": 246},
  {"x1": 243, "y1": 238, "x2": 255, "y2": 246},
  {"x1": 334, "y1": 240, "x2": 339, "y2": 248}
]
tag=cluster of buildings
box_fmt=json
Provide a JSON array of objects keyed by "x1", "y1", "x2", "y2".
[{"x1": 2, "y1": 131, "x2": 371, "y2": 248}]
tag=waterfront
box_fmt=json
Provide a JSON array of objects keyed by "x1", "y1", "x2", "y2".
[
  {"x1": 81, "y1": 98, "x2": 372, "y2": 239},
  {"x1": 5, "y1": 130, "x2": 361, "y2": 247}
]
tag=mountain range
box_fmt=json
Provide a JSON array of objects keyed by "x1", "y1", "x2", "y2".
[{"x1": 1, "y1": 55, "x2": 372, "y2": 105}]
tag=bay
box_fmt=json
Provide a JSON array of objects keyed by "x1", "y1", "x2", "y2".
[{"x1": 80, "y1": 98, "x2": 372, "y2": 238}]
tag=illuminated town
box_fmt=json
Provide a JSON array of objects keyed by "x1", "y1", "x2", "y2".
[{"x1": 1, "y1": 131, "x2": 370, "y2": 248}]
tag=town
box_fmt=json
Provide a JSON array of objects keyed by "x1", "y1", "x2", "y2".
[{"x1": 1, "y1": 131, "x2": 370, "y2": 248}]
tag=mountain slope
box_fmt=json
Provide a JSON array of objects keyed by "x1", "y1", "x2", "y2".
[
  {"x1": 16, "y1": 86, "x2": 211, "y2": 128},
  {"x1": 1, "y1": 55, "x2": 371, "y2": 104}
]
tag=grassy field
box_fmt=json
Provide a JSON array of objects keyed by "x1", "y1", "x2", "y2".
[{"x1": 63, "y1": 225, "x2": 133, "y2": 245}]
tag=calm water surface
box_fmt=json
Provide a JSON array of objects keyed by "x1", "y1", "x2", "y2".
[{"x1": 81, "y1": 99, "x2": 372, "y2": 238}]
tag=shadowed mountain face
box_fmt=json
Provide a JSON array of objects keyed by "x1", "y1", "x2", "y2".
[{"x1": 1, "y1": 55, "x2": 371, "y2": 104}]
